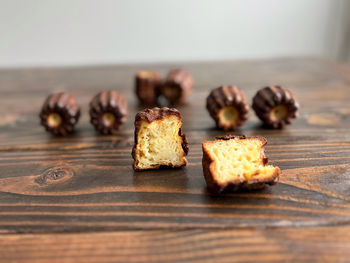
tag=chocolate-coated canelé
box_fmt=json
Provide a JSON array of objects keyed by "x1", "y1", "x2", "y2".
[
  {"x1": 206, "y1": 85, "x2": 249, "y2": 130},
  {"x1": 159, "y1": 69, "x2": 193, "y2": 104},
  {"x1": 135, "y1": 70, "x2": 161, "y2": 105},
  {"x1": 252, "y1": 86, "x2": 299, "y2": 129},
  {"x1": 89, "y1": 90, "x2": 128, "y2": 134},
  {"x1": 39, "y1": 92, "x2": 80, "y2": 136}
]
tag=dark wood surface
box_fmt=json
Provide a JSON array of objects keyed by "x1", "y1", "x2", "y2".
[
  {"x1": 2, "y1": 226, "x2": 350, "y2": 263},
  {"x1": 0, "y1": 58, "x2": 350, "y2": 262}
]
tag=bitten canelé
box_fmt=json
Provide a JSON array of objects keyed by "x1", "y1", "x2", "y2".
[
  {"x1": 135, "y1": 70, "x2": 161, "y2": 105},
  {"x1": 159, "y1": 69, "x2": 193, "y2": 104},
  {"x1": 132, "y1": 107, "x2": 189, "y2": 171},
  {"x1": 202, "y1": 135, "x2": 280, "y2": 194},
  {"x1": 252, "y1": 86, "x2": 299, "y2": 129},
  {"x1": 206, "y1": 85, "x2": 250, "y2": 131},
  {"x1": 89, "y1": 90, "x2": 128, "y2": 134},
  {"x1": 39, "y1": 92, "x2": 80, "y2": 136}
]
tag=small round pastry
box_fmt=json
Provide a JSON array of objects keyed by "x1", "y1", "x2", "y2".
[
  {"x1": 135, "y1": 70, "x2": 161, "y2": 105},
  {"x1": 160, "y1": 69, "x2": 193, "y2": 104},
  {"x1": 89, "y1": 90, "x2": 128, "y2": 134},
  {"x1": 39, "y1": 92, "x2": 80, "y2": 136},
  {"x1": 206, "y1": 85, "x2": 250, "y2": 131},
  {"x1": 252, "y1": 86, "x2": 299, "y2": 129}
]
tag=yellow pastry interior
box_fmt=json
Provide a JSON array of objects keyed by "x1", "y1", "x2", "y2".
[
  {"x1": 135, "y1": 115, "x2": 186, "y2": 169},
  {"x1": 102, "y1": 112, "x2": 116, "y2": 127},
  {"x1": 218, "y1": 106, "x2": 239, "y2": 125},
  {"x1": 270, "y1": 104, "x2": 288, "y2": 121},
  {"x1": 203, "y1": 138, "x2": 278, "y2": 184},
  {"x1": 138, "y1": 71, "x2": 157, "y2": 79},
  {"x1": 47, "y1": 113, "x2": 62, "y2": 128}
]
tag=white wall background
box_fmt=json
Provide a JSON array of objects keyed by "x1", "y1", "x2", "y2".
[{"x1": 0, "y1": 0, "x2": 348, "y2": 67}]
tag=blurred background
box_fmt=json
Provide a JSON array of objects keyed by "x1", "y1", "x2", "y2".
[{"x1": 0, "y1": 0, "x2": 349, "y2": 68}]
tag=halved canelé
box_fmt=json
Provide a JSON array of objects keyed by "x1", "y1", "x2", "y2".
[
  {"x1": 202, "y1": 135, "x2": 280, "y2": 193},
  {"x1": 132, "y1": 107, "x2": 189, "y2": 171}
]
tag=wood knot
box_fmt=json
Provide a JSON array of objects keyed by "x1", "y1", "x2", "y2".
[{"x1": 35, "y1": 166, "x2": 74, "y2": 186}]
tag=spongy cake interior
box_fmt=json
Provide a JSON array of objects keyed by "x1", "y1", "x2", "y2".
[
  {"x1": 204, "y1": 138, "x2": 278, "y2": 184},
  {"x1": 135, "y1": 115, "x2": 185, "y2": 169}
]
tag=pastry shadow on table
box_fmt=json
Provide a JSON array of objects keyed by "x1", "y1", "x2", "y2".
[
  {"x1": 42, "y1": 130, "x2": 105, "y2": 148},
  {"x1": 195, "y1": 123, "x2": 294, "y2": 142},
  {"x1": 42, "y1": 128, "x2": 86, "y2": 144},
  {"x1": 132, "y1": 164, "x2": 277, "y2": 207},
  {"x1": 43, "y1": 122, "x2": 133, "y2": 143},
  {"x1": 199, "y1": 185, "x2": 278, "y2": 216},
  {"x1": 132, "y1": 166, "x2": 190, "y2": 191},
  {"x1": 244, "y1": 122, "x2": 295, "y2": 138},
  {"x1": 199, "y1": 118, "x2": 298, "y2": 132}
]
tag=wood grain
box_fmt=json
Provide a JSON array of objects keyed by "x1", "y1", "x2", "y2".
[
  {"x1": 0, "y1": 57, "x2": 350, "y2": 261},
  {"x1": 1, "y1": 227, "x2": 350, "y2": 263}
]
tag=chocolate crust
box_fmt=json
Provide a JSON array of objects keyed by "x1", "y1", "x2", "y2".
[
  {"x1": 252, "y1": 86, "x2": 299, "y2": 129},
  {"x1": 39, "y1": 92, "x2": 80, "y2": 136},
  {"x1": 215, "y1": 135, "x2": 247, "y2": 140},
  {"x1": 135, "y1": 71, "x2": 161, "y2": 105},
  {"x1": 202, "y1": 136, "x2": 279, "y2": 194},
  {"x1": 89, "y1": 90, "x2": 128, "y2": 135},
  {"x1": 206, "y1": 86, "x2": 250, "y2": 131},
  {"x1": 132, "y1": 107, "x2": 189, "y2": 171},
  {"x1": 160, "y1": 69, "x2": 194, "y2": 104}
]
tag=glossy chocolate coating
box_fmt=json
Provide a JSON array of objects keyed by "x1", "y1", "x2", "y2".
[
  {"x1": 135, "y1": 71, "x2": 161, "y2": 105},
  {"x1": 160, "y1": 69, "x2": 194, "y2": 104},
  {"x1": 206, "y1": 85, "x2": 249, "y2": 130},
  {"x1": 39, "y1": 92, "x2": 80, "y2": 136},
  {"x1": 89, "y1": 90, "x2": 128, "y2": 134},
  {"x1": 252, "y1": 86, "x2": 299, "y2": 129}
]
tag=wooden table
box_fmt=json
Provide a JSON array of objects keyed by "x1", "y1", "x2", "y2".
[{"x1": 0, "y1": 58, "x2": 350, "y2": 262}]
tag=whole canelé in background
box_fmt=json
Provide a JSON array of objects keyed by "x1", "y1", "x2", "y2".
[
  {"x1": 39, "y1": 92, "x2": 80, "y2": 136},
  {"x1": 252, "y1": 86, "x2": 299, "y2": 129},
  {"x1": 159, "y1": 69, "x2": 194, "y2": 104},
  {"x1": 135, "y1": 70, "x2": 162, "y2": 105},
  {"x1": 206, "y1": 85, "x2": 250, "y2": 131},
  {"x1": 89, "y1": 90, "x2": 128, "y2": 134}
]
